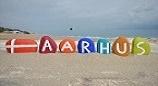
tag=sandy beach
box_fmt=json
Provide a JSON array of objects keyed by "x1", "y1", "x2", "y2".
[
  {"x1": 0, "y1": 34, "x2": 158, "y2": 86},
  {"x1": 1, "y1": 0, "x2": 158, "y2": 85}
]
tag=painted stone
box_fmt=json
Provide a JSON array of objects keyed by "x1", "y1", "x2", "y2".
[
  {"x1": 59, "y1": 38, "x2": 76, "y2": 53},
  {"x1": 6, "y1": 39, "x2": 38, "y2": 53},
  {"x1": 39, "y1": 36, "x2": 57, "y2": 53},
  {"x1": 112, "y1": 36, "x2": 130, "y2": 56},
  {"x1": 132, "y1": 37, "x2": 151, "y2": 55},
  {"x1": 97, "y1": 38, "x2": 111, "y2": 54},
  {"x1": 77, "y1": 38, "x2": 95, "y2": 53}
]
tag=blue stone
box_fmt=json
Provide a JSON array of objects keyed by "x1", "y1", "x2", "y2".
[
  {"x1": 77, "y1": 38, "x2": 95, "y2": 53},
  {"x1": 97, "y1": 38, "x2": 111, "y2": 54}
]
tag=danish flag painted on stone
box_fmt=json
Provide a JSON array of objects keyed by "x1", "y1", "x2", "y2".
[{"x1": 5, "y1": 39, "x2": 38, "y2": 53}]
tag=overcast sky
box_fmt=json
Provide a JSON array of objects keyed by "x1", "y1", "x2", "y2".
[{"x1": 0, "y1": 0, "x2": 158, "y2": 37}]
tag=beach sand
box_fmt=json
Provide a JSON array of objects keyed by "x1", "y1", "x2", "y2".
[{"x1": 0, "y1": 34, "x2": 158, "y2": 86}]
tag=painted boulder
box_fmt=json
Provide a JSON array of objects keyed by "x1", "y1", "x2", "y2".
[
  {"x1": 112, "y1": 36, "x2": 130, "y2": 56},
  {"x1": 97, "y1": 38, "x2": 111, "y2": 54},
  {"x1": 132, "y1": 37, "x2": 151, "y2": 55},
  {"x1": 6, "y1": 39, "x2": 38, "y2": 53},
  {"x1": 77, "y1": 38, "x2": 95, "y2": 53},
  {"x1": 39, "y1": 36, "x2": 57, "y2": 53},
  {"x1": 59, "y1": 38, "x2": 76, "y2": 53}
]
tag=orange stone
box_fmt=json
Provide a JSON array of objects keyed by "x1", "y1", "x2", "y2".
[
  {"x1": 59, "y1": 38, "x2": 76, "y2": 53},
  {"x1": 112, "y1": 36, "x2": 130, "y2": 56}
]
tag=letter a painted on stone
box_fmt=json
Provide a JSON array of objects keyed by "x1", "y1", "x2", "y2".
[
  {"x1": 132, "y1": 37, "x2": 151, "y2": 55},
  {"x1": 59, "y1": 38, "x2": 76, "y2": 53},
  {"x1": 112, "y1": 36, "x2": 130, "y2": 56},
  {"x1": 39, "y1": 36, "x2": 57, "y2": 53},
  {"x1": 77, "y1": 38, "x2": 95, "y2": 53},
  {"x1": 97, "y1": 38, "x2": 111, "y2": 54}
]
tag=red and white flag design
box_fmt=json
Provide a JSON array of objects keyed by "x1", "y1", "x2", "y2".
[{"x1": 5, "y1": 39, "x2": 38, "y2": 53}]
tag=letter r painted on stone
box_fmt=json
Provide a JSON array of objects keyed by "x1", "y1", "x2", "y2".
[{"x1": 77, "y1": 38, "x2": 95, "y2": 53}]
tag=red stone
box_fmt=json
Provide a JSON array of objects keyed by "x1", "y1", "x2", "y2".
[
  {"x1": 39, "y1": 36, "x2": 57, "y2": 53},
  {"x1": 5, "y1": 39, "x2": 38, "y2": 53}
]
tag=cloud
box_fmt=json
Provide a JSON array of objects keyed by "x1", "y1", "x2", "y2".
[{"x1": 0, "y1": 0, "x2": 158, "y2": 36}]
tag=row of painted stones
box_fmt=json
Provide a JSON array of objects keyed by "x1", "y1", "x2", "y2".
[{"x1": 6, "y1": 36, "x2": 150, "y2": 56}]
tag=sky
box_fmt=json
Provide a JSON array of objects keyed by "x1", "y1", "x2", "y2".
[{"x1": 0, "y1": 0, "x2": 158, "y2": 37}]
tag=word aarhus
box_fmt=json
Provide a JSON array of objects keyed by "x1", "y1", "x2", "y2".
[{"x1": 5, "y1": 36, "x2": 151, "y2": 56}]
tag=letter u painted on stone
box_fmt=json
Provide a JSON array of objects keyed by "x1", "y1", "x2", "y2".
[{"x1": 112, "y1": 36, "x2": 130, "y2": 56}]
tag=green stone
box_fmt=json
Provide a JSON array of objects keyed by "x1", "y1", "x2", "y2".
[{"x1": 132, "y1": 37, "x2": 151, "y2": 55}]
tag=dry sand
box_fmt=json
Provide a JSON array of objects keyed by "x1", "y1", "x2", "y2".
[
  {"x1": 0, "y1": 52, "x2": 158, "y2": 86},
  {"x1": 0, "y1": 34, "x2": 158, "y2": 86}
]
